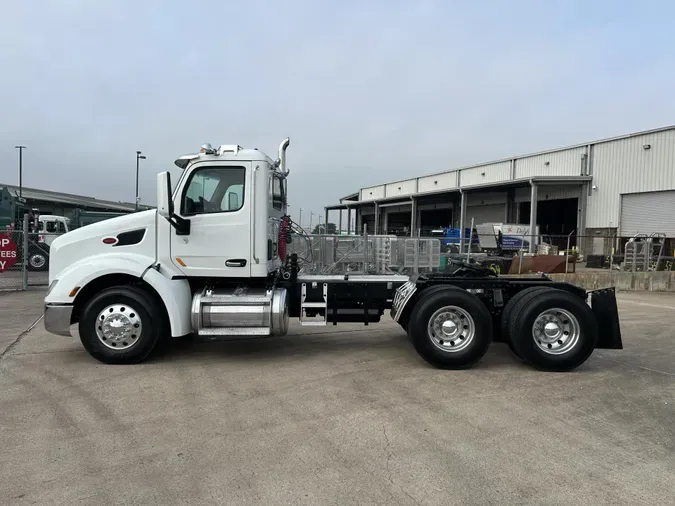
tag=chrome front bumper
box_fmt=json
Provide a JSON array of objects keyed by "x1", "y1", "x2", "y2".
[{"x1": 44, "y1": 304, "x2": 73, "y2": 336}]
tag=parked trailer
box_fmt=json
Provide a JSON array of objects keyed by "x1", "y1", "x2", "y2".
[{"x1": 43, "y1": 139, "x2": 622, "y2": 371}]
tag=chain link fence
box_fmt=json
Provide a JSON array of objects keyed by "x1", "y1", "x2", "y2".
[{"x1": 0, "y1": 215, "x2": 52, "y2": 291}]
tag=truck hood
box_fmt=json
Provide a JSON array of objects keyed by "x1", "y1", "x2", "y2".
[{"x1": 49, "y1": 210, "x2": 157, "y2": 282}]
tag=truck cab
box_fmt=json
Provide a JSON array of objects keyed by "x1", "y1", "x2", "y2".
[
  {"x1": 38, "y1": 215, "x2": 71, "y2": 245},
  {"x1": 44, "y1": 139, "x2": 294, "y2": 363},
  {"x1": 160, "y1": 142, "x2": 288, "y2": 278}
]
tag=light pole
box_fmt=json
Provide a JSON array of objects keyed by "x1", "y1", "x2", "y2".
[
  {"x1": 135, "y1": 150, "x2": 146, "y2": 210},
  {"x1": 299, "y1": 208, "x2": 303, "y2": 228},
  {"x1": 309, "y1": 211, "x2": 314, "y2": 232},
  {"x1": 15, "y1": 145, "x2": 26, "y2": 198}
]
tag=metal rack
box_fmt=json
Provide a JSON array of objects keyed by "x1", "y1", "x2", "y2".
[
  {"x1": 621, "y1": 232, "x2": 666, "y2": 272},
  {"x1": 286, "y1": 230, "x2": 441, "y2": 275}
]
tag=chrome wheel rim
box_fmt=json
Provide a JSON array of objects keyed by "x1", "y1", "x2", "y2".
[
  {"x1": 96, "y1": 304, "x2": 142, "y2": 350},
  {"x1": 30, "y1": 254, "x2": 46, "y2": 268},
  {"x1": 427, "y1": 305, "x2": 475, "y2": 352},
  {"x1": 532, "y1": 308, "x2": 580, "y2": 355}
]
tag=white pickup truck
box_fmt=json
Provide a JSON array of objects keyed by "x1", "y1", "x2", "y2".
[{"x1": 38, "y1": 215, "x2": 71, "y2": 245}]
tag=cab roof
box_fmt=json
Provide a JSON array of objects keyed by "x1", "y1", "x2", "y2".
[{"x1": 174, "y1": 145, "x2": 274, "y2": 169}]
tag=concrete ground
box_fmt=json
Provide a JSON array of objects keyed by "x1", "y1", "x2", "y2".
[{"x1": 1, "y1": 290, "x2": 674, "y2": 505}]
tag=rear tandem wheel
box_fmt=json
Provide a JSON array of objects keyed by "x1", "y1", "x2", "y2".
[
  {"x1": 407, "y1": 287, "x2": 493, "y2": 369},
  {"x1": 500, "y1": 286, "x2": 551, "y2": 359},
  {"x1": 506, "y1": 287, "x2": 599, "y2": 372}
]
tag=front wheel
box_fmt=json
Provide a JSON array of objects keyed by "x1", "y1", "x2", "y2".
[
  {"x1": 407, "y1": 287, "x2": 493, "y2": 369},
  {"x1": 27, "y1": 252, "x2": 48, "y2": 271},
  {"x1": 78, "y1": 286, "x2": 166, "y2": 364}
]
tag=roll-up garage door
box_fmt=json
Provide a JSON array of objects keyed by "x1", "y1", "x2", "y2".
[
  {"x1": 620, "y1": 190, "x2": 675, "y2": 237},
  {"x1": 465, "y1": 204, "x2": 505, "y2": 225}
]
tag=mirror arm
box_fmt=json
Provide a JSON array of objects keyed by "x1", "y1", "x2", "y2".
[{"x1": 167, "y1": 213, "x2": 191, "y2": 236}]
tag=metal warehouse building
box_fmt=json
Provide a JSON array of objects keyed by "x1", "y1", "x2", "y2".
[
  {"x1": 326, "y1": 125, "x2": 675, "y2": 255},
  {"x1": 0, "y1": 184, "x2": 152, "y2": 218}
]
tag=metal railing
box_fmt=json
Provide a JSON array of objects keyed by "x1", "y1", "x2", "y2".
[{"x1": 287, "y1": 228, "x2": 442, "y2": 275}]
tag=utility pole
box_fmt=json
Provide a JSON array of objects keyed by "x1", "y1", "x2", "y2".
[
  {"x1": 309, "y1": 211, "x2": 314, "y2": 232},
  {"x1": 14, "y1": 145, "x2": 26, "y2": 198},
  {"x1": 135, "y1": 150, "x2": 146, "y2": 211},
  {"x1": 299, "y1": 208, "x2": 303, "y2": 228}
]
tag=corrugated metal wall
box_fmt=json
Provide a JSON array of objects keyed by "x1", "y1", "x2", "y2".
[
  {"x1": 385, "y1": 179, "x2": 417, "y2": 198},
  {"x1": 515, "y1": 146, "x2": 587, "y2": 178},
  {"x1": 418, "y1": 171, "x2": 457, "y2": 193},
  {"x1": 460, "y1": 161, "x2": 511, "y2": 186},
  {"x1": 360, "y1": 185, "x2": 385, "y2": 201},
  {"x1": 586, "y1": 129, "x2": 675, "y2": 228}
]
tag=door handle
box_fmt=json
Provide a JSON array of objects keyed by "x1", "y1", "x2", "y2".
[{"x1": 225, "y1": 259, "x2": 247, "y2": 267}]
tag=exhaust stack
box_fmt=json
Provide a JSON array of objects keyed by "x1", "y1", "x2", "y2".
[{"x1": 277, "y1": 137, "x2": 290, "y2": 177}]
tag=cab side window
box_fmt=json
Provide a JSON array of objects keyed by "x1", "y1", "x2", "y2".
[
  {"x1": 45, "y1": 221, "x2": 57, "y2": 233},
  {"x1": 182, "y1": 166, "x2": 246, "y2": 215},
  {"x1": 57, "y1": 221, "x2": 67, "y2": 233},
  {"x1": 272, "y1": 175, "x2": 285, "y2": 210}
]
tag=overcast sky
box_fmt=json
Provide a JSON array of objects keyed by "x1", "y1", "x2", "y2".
[{"x1": 1, "y1": 1, "x2": 674, "y2": 226}]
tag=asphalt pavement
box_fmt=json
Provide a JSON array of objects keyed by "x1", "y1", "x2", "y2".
[{"x1": 1, "y1": 290, "x2": 674, "y2": 505}]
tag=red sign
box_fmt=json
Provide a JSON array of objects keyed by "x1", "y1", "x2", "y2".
[{"x1": 0, "y1": 233, "x2": 18, "y2": 272}]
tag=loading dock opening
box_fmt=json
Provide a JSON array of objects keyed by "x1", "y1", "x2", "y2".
[{"x1": 519, "y1": 197, "x2": 579, "y2": 249}]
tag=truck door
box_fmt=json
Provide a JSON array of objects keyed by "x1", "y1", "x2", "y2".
[{"x1": 170, "y1": 162, "x2": 251, "y2": 277}]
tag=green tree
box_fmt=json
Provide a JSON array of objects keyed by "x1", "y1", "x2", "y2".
[{"x1": 312, "y1": 222, "x2": 337, "y2": 234}]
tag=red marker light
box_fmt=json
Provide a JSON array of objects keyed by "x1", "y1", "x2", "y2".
[{"x1": 102, "y1": 237, "x2": 118, "y2": 245}]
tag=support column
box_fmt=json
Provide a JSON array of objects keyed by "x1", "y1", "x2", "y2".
[
  {"x1": 338, "y1": 209, "x2": 343, "y2": 234},
  {"x1": 505, "y1": 188, "x2": 515, "y2": 222},
  {"x1": 373, "y1": 203, "x2": 380, "y2": 235},
  {"x1": 347, "y1": 207, "x2": 352, "y2": 234},
  {"x1": 410, "y1": 197, "x2": 417, "y2": 237},
  {"x1": 577, "y1": 183, "x2": 588, "y2": 253},
  {"x1": 356, "y1": 209, "x2": 362, "y2": 234},
  {"x1": 459, "y1": 191, "x2": 467, "y2": 254},
  {"x1": 324, "y1": 208, "x2": 329, "y2": 233},
  {"x1": 529, "y1": 182, "x2": 538, "y2": 253}
]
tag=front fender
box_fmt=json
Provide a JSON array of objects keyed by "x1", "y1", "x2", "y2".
[
  {"x1": 46, "y1": 253, "x2": 193, "y2": 337},
  {"x1": 142, "y1": 267, "x2": 192, "y2": 337},
  {"x1": 46, "y1": 253, "x2": 152, "y2": 303}
]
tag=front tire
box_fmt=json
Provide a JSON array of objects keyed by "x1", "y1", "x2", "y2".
[
  {"x1": 27, "y1": 252, "x2": 48, "y2": 271},
  {"x1": 78, "y1": 286, "x2": 165, "y2": 364},
  {"x1": 407, "y1": 287, "x2": 493, "y2": 369},
  {"x1": 508, "y1": 288, "x2": 598, "y2": 371}
]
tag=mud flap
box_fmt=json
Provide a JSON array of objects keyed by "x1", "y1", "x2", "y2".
[{"x1": 589, "y1": 287, "x2": 623, "y2": 349}]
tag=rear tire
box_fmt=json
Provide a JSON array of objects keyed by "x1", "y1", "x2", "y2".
[
  {"x1": 78, "y1": 285, "x2": 166, "y2": 364},
  {"x1": 500, "y1": 286, "x2": 551, "y2": 358},
  {"x1": 508, "y1": 288, "x2": 598, "y2": 371},
  {"x1": 407, "y1": 287, "x2": 492, "y2": 369},
  {"x1": 399, "y1": 285, "x2": 455, "y2": 336}
]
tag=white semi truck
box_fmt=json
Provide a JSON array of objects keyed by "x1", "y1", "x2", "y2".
[{"x1": 43, "y1": 139, "x2": 623, "y2": 371}]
